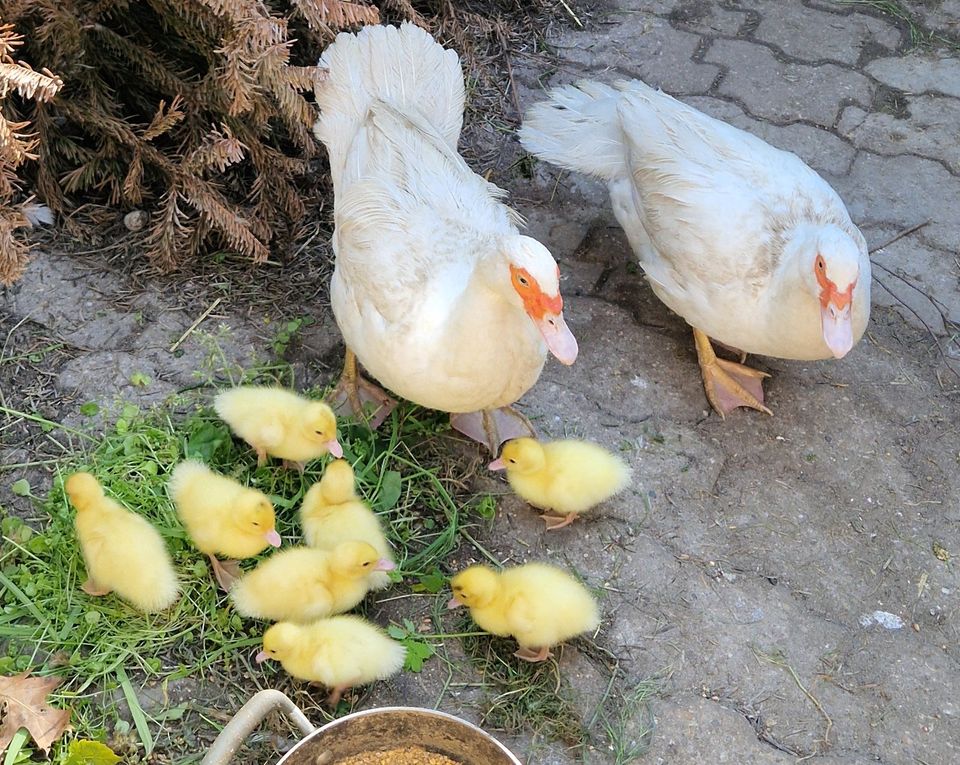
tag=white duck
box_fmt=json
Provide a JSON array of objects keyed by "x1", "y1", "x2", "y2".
[
  {"x1": 520, "y1": 79, "x2": 870, "y2": 416},
  {"x1": 313, "y1": 23, "x2": 577, "y2": 452}
]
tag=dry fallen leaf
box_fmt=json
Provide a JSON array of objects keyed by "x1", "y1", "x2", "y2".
[
  {"x1": 932, "y1": 541, "x2": 950, "y2": 562},
  {"x1": 0, "y1": 673, "x2": 72, "y2": 754}
]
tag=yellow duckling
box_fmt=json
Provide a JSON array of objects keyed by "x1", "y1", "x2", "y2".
[
  {"x1": 489, "y1": 437, "x2": 630, "y2": 529},
  {"x1": 213, "y1": 385, "x2": 343, "y2": 471},
  {"x1": 448, "y1": 563, "x2": 600, "y2": 662},
  {"x1": 229, "y1": 541, "x2": 395, "y2": 623},
  {"x1": 256, "y1": 615, "x2": 406, "y2": 705},
  {"x1": 300, "y1": 459, "x2": 394, "y2": 590},
  {"x1": 168, "y1": 460, "x2": 280, "y2": 590},
  {"x1": 66, "y1": 472, "x2": 180, "y2": 613}
]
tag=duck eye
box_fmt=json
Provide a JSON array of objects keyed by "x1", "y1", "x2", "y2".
[{"x1": 518, "y1": 276, "x2": 529, "y2": 286}]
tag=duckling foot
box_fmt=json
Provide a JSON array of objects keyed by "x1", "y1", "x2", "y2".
[
  {"x1": 81, "y1": 578, "x2": 112, "y2": 597},
  {"x1": 328, "y1": 348, "x2": 397, "y2": 429},
  {"x1": 541, "y1": 512, "x2": 578, "y2": 530},
  {"x1": 255, "y1": 446, "x2": 268, "y2": 468},
  {"x1": 209, "y1": 555, "x2": 242, "y2": 592},
  {"x1": 514, "y1": 645, "x2": 553, "y2": 663},
  {"x1": 693, "y1": 328, "x2": 772, "y2": 418},
  {"x1": 324, "y1": 683, "x2": 353, "y2": 707},
  {"x1": 450, "y1": 406, "x2": 535, "y2": 456},
  {"x1": 281, "y1": 459, "x2": 305, "y2": 474}
]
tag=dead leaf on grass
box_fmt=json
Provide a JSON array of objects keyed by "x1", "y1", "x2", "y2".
[
  {"x1": 65, "y1": 739, "x2": 122, "y2": 764},
  {"x1": 0, "y1": 672, "x2": 72, "y2": 754},
  {"x1": 932, "y1": 541, "x2": 950, "y2": 562}
]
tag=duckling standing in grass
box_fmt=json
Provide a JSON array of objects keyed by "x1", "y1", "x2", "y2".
[
  {"x1": 300, "y1": 459, "x2": 395, "y2": 590},
  {"x1": 256, "y1": 615, "x2": 406, "y2": 706},
  {"x1": 168, "y1": 460, "x2": 280, "y2": 591},
  {"x1": 229, "y1": 541, "x2": 395, "y2": 623},
  {"x1": 489, "y1": 437, "x2": 631, "y2": 529},
  {"x1": 448, "y1": 563, "x2": 600, "y2": 662},
  {"x1": 66, "y1": 472, "x2": 180, "y2": 613},
  {"x1": 213, "y1": 385, "x2": 343, "y2": 471}
]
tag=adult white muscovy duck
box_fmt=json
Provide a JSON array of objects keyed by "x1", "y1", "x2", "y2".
[
  {"x1": 313, "y1": 23, "x2": 578, "y2": 452},
  {"x1": 519, "y1": 79, "x2": 870, "y2": 416}
]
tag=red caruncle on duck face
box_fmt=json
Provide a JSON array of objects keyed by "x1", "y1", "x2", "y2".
[{"x1": 509, "y1": 263, "x2": 578, "y2": 365}]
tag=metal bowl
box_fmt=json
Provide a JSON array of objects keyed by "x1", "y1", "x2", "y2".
[{"x1": 277, "y1": 706, "x2": 522, "y2": 765}]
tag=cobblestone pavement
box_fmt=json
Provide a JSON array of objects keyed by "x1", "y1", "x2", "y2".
[{"x1": 2, "y1": 2, "x2": 959, "y2": 763}]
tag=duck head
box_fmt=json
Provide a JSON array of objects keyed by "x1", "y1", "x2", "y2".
[
  {"x1": 796, "y1": 225, "x2": 862, "y2": 359},
  {"x1": 499, "y1": 236, "x2": 578, "y2": 365}
]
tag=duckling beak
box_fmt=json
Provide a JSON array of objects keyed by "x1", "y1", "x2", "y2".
[
  {"x1": 326, "y1": 439, "x2": 344, "y2": 458},
  {"x1": 373, "y1": 558, "x2": 396, "y2": 572},
  {"x1": 488, "y1": 458, "x2": 506, "y2": 471},
  {"x1": 254, "y1": 650, "x2": 271, "y2": 664},
  {"x1": 534, "y1": 311, "x2": 578, "y2": 365},
  {"x1": 265, "y1": 529, "x2": 282, "y2": 547},
  {"x1": 446, "y1": 596, "x2": 463, "y2": 610}
]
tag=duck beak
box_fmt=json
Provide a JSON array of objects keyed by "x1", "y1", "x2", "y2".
[
  {"x1": 447, "y1": 596, "x2": 463, "y2": 610},
  {"x1": 265, "y1": 529, "x2": 282, "y2": 547},
  {"x1": 254, "y1": 650, "x2": 271, "y2": 665},
  {"x1": 326, "y1": 439, "x2": 344, "y2": 458},
  {"x1": 373, "y1": 558, "x2": 396, "y2": 572},
  {"x1": 534, "y1": 311, "x2": 578, "y2": 365},
  {"x1": 488, "y1": 458, "x2": 506, "y2": 471},
  {"x1": 820, "y1": 301, "x2": 853, "y2": 359}
]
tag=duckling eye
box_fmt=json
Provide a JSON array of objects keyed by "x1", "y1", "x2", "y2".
[
  {"x1": 362, "y1": 561, "x2": 371, "y2": 567},
  {"x1": 508, "y1": 458, "x2": 517, "y2": 464},
  {"x1": 251, "y1": 521, "x2": 260, "y2": 527},
  {"x1": 315, "y1": 429, "x2": 326, "y2": 436}
]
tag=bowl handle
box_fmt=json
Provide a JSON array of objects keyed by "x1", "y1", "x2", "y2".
[{"x1": 201, "y1": 689, "x2": 316, "y2": 765}]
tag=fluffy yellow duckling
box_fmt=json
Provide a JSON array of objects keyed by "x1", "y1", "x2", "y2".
[
  {"x1": 229, "y1": 541, "x2": 395, "y2": 623},
  {"x1": 299, "y1": 459, "x2": 394, "y2": 590},
  {"x1": 448, "y1": 563, "x2": 600, "y2": 662},
  {"x1": 489, "y1": 437, "x2": 631, "y2": 529},
  {"x1": 66, "y1": 472, "x2": 180, "y2": 613},
  {"x1": 256, "y1": 615, "x2": 406, "y2": 705},
  {"x1": 213, "y1": 385, "x2": 344, "y2": 471},
  {"x1": 168, "y1": 460, "x2": 280, "y2": 590}
]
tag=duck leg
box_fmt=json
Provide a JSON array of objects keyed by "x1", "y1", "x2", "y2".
[
  {"x1": 541, "y1": 512, "x2": 578, "y2": 530},
  {"x1": 692, "y1": 328, "x2": 772, "y2": 417},
  {"x1": 81, "y1": 578, "x2": 112, "y2": 597},
  {"x1": 514, "y1": 645, "x2": 553, "y2": 663},
  {"x1": 208, "y1": 554, "x2": 242, "y2": 592},
  {"x1": 328, "y1": 348, "x2": 397, "y2": 429},
  {"x1": 450, "y1": 406, "x2": 535, "y2": 456}
]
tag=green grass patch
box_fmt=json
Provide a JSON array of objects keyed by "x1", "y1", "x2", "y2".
[{"x1": 0, "y1": 387, "x2": 489, "y2": 763}]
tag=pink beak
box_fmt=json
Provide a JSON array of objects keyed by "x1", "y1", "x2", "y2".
[
  {"x1": 820, "y1": 301, "x2": 853, "y2": 359},
  {"x1": 373, "y1": 558, "x2": 396, "y2": 572},
  {"x1": 265, "y1": 529, "x2": 282, "y2": 547},
  {"x1": 533, "y1": 312, "x2": 578, "y2": 365},
  {"x1": 447, "y1": 596, "x2": 463, "y2": 610},
  {"x1": 488, "y1": 458, "x2": 506, "y2": 471},
  {"x1": 254, "y1": 650, "x2": 270, "y2": 664},
  {"x1": 326, "y1": 439, "x2": 344, "y2": 458}
]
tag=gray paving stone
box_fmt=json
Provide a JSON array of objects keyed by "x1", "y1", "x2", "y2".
[
  {"x1": 549, "y1": 15, "x2": 720, "y2": 94},
  {"x1": 838, "y1": 96, "x2": 960, "y2": 173},
  {"x1": 836, "y1": 152, "x2": 960, "y2": 254},
  {"x1": 665, "y1": 0, "x2": 746, "y2": 36},
  {"x1": 867, "y1": 53, "x2": 960, "y2": 98},
  {"x1": 684, "y1": 95, "x2": 857, "y2": 175},
  {"x1": 706, "y1": 38, "x2": 873, "y2": 126},
  {"x1": 644, "y1": 695, "x2": 794, "y2": 764},
  {"x1": 751, "y1": 0, "x2": 901, "y2": 64}
]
